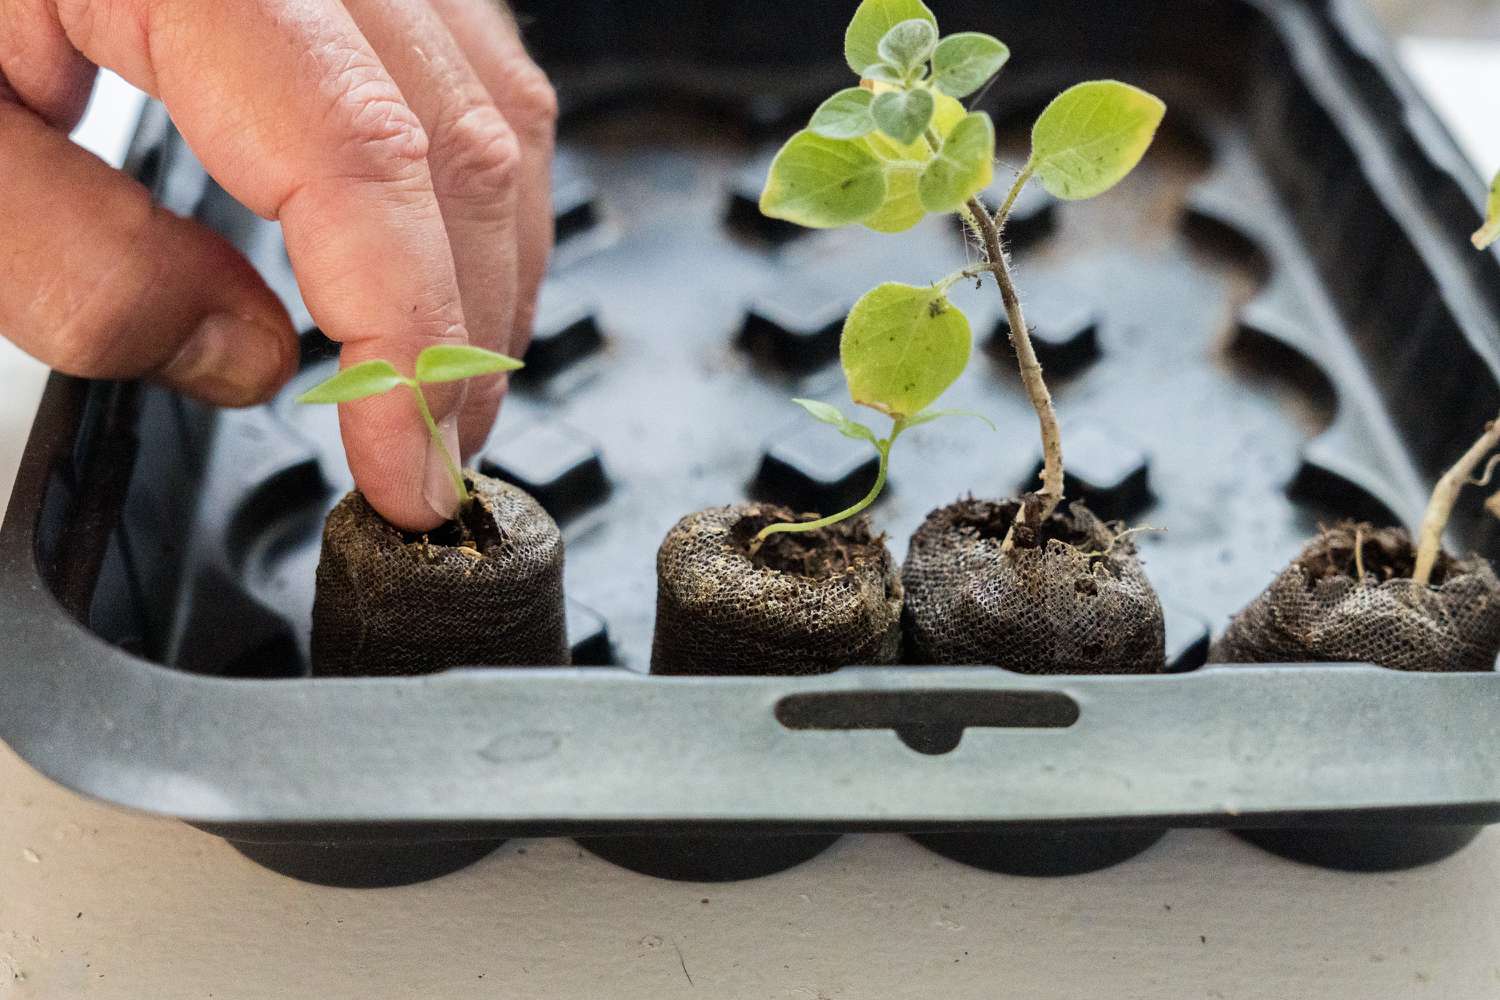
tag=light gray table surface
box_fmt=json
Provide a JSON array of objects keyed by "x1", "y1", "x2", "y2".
[{"x1": 2, "y1": 40, "x2": 1498, "y2": 1000}]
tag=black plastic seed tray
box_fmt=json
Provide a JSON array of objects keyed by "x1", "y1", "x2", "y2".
[{"x1": 4, "y1": 0, "x2": 1500, "y2": 886}]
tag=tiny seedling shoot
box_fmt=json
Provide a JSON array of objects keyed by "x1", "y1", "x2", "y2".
[
  {"x1": 755, "y1": 0, "x2": 1164, "y2": 549},
  {"x1": 295, "y1": 345, "x2": 524, "y2": 512},
  {"x1": 1407, "y1": 174, "x2": 1500, "y2": 585}
]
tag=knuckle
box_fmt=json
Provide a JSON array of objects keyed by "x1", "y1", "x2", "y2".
[
  {"x1": 430, "y1": 103, "x2": 520, "y2": 205},
  {"x1": 505, "y1": 62, "x2": 558, "y2": 132},
  {"x1": 325, "y1": 64, "x2": 431, "y2": 182}
]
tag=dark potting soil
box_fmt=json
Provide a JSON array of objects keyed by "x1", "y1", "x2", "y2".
[
  {"x1": 732, "y1": 506, "x2": 886, "y2": 578},
  {"x1": 310, "y1": 471, "x2": 569, "y2": 676},
  {"x1": 405, "y1": 483, "x2": 512, "y2": 555},
  {"x1": 1210, "y1": 522, "x2": 1500, "y2": 673},
  {"x1": 902, "y1": 497, "x2": 1167, "y2": 674},
  {"x1": 651, "y1": 502, "x2": 902, "y2": 675}
]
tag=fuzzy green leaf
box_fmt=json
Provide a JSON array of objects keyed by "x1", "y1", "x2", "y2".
[
  {"x1": 296, "y1": 360, "x2": 404, "y2": 404},
  {"x1": 1029, "y1": 80, "x2": 1165, "y2": 201},
  {"x1": 414, "y1": 344, "x2": 524, "y2": 383},
  {"x1": 845, "y1": 0, "x2": 937, "y2": 75},
  {"x1": 857, "y1": 90, "x2": 967, "y2": 234},
  {"x1": 809, "y1": 88, "x2": 876, "y2": 140},
  {"x1": 860, "y1": 63, "x2": 908, "y2": 85},
  {"x1": 872, "y1": 88, "x2": 934, "y2": 146},
  {"x1": 792, "y1": 398, "x2": 879, "y2": 444},
  {"x1": 841, "y1": 283, "x2": 972, "y2": 419},
  {"x1": 1474, "y1": 169, "x2": 1500, "y2": 250},
  {"x1": 877, "y1": 18, "x2": 937, "y2": 75},
  {"x1": 918, "y1": 111, "x2": 995, "y2": 213},
  {"x1": 901, "y1": 407, "x2": 997, "y2": 432},
  {"x1": 931, "y1": 33, "x2": 1010, "y2": 98},
  {"x1": 760, "y1": 130, "x2": 888, "y2": 228}
]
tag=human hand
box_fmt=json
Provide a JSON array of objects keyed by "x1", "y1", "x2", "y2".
[{"x1": 0, "y1": 0, "x2": 556, "y2": 529}]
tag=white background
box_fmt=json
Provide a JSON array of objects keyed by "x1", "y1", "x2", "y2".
[{"x1": 2, "y1": 39, "x2": 1499, "y2": 1000}]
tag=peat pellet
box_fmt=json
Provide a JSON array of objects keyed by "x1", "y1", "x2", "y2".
[
  {"x1": 1210, "y1": 523, "x2": 1500, "y2": 672},
  {"x1": 651, "y1": 502, "x2": 902, "y2": 675},
  {"x1": 902, "y1": 498, "x2": 1165, "y2": 673},
  {"x1": 311, "y1": 471, "x2": 568, "y2": 676}
]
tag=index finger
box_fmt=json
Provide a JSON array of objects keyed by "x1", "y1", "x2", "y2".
[{"x1": 59, "y1": 0, "x2": 470, "y2": 529}]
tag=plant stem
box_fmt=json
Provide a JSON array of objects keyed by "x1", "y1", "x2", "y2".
[
  {"x1": 405, "y1": 379, "x2": 470, "y2": 509},
  {"x1": 994, "y1": 164, "x2": 1035, "y2": 227},
  {"x1": 1412, "y1": 416, "x2": 1500, "y2": 586},
  {"x1": 754, "y1": 437, "x2": 893, "y2": 547},
  {"x1": 964, "y1": 194, "x2": 1065, "y2": 541},
  {"x1": 1353, "y1": 525, "x2": 1367, "y2": 584}
]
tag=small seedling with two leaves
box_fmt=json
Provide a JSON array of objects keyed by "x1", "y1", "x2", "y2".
[
  {"x1": 296, "y1": 345, "x2": 524, "y2": 512},
  {"x1": 753, "y1": 0, "x2": 1165, "y2": 548}
]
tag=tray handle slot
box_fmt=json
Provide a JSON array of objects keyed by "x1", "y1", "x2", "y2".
[{"x1": 775, "y1": 689, "x2": 1080, "y2": 755}]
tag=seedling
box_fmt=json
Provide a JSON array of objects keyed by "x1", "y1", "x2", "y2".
[
  {"x1": 1403, "y1": 172, "x2": 1500, "y2": 583},
  {"x1": 1473, "y1": 168, "x2": 1500, "y2": 251},
  {"x1": 296, "y1": 345, "x2": 524, "y2": 511},
  {"x1": 755, "y1": 0, "x2": 1164, "y2": 547}
]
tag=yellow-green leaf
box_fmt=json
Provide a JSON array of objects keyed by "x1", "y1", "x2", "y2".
[
  {"x1": 1029, "y1": 80, "x2": 1165, "y2": 201},
  {"x1": 862, "y1": 166, "x2": 925, "y2": 233},
  {"x1": 841, "y1": 282, "x2": 972, "y2": 419},
  {"x1": 414, "y1": 344, "x2": 524, "y2": 383},
  {"x1": 1474, "y1": 168, "x2": 1500, "y2": 250},
  {"x1": 845, "y1": 0, "x2": 936, "y2": 75},
  {"x1": 918, "y1": 111, "x2": 995, "y2": 213},
  {"x1": 760, "y1": 130, "x2": 887, "y2": 229},
  {"x1": 296, "y1": 360, "x2": 404, "y2": 404}
]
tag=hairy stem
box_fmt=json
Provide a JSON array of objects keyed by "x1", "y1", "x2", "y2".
[
  {"x1": 754, "y1": 438, "x2": 892, "y2": 547},
  {"x1": 1412, "y1": 416, "x2": 1500, "y2": 586},
  {"x1": 994, "y1": 165, "x2": 1035, "y2": 227},
  {"x1": 406, "y1": 380, "x2": 470, "y2": 508},
  {"x1": 964, "y1": 194, "x2": 1064, "y2": 539}
]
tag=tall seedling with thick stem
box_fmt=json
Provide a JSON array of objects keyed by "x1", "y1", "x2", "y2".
[
  {"x1": 296, "y1": 345, "x2": 524, "y2": 513},
  {"x1": 1407, "y1": 168, "x2": 1500, "y2": 585},
  {"x1": 756, "y1": 0, "x2": 1164, "y2": 547}
]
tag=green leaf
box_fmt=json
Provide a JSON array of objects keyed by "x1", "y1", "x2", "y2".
[
  {"x1": 760, "y1": 130, "x2": 888, "y2": 228},
  {"x1": 295, "y1": 359, "x2": 404, "y2": 404},
  {"x1": 862, "y1": 167, "x2": 925, "y2": 233},
  {"x1": 1474, "y1": 168, "x2": 1500, "y2": 250},
  {"x1": 1029, "y1": 80, "x2": 1166, "y2": 201},
  {"x1": 918, "y1": 111, "x2": 995, "y2": 213},
  {"x1": 857, "y1": 90, "x2": 968, "y2": 234},
  {"x1": 877, "y1": 18, "x2": 937, "y2": 75},
  {"x1": 414, "y1": 344, "x2": 524, "y2": 383},
  {"x1": 792, "y1": 398, "x2": 879, "y2": 444},
  {"x1": 809, "y1": 88, "x2": 876, "y2": 140},
  {"x1": 931, "y1": 33, "x2": 1010, "y2": 98},
  {"x1": 901, "y1": 407, "x2": 997, "y2": 432},
  {"x1": 860, "y1": 63, "x2": 908, "y2": 85},
  {"x1": 841, "y1": 282, "x2": 972, "y2": 419},
  {"x1": 845, "y1": 0, "x2": 937, "y2": 75},
  {"x1": 872, "y1": 88, "x2": 934, "y2": 146}
]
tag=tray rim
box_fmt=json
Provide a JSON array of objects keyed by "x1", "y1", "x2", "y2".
[{"x1": 3, "y1": 0, "x2": 1499, "y2": 835}]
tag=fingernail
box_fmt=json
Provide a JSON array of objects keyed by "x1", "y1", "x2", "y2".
[
  {"x1": 161, "y1": 313, "x2": 290, "y2": 406},
  {"x1": 423, "y1": 412, "x2": 464, "y2": 521}
]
